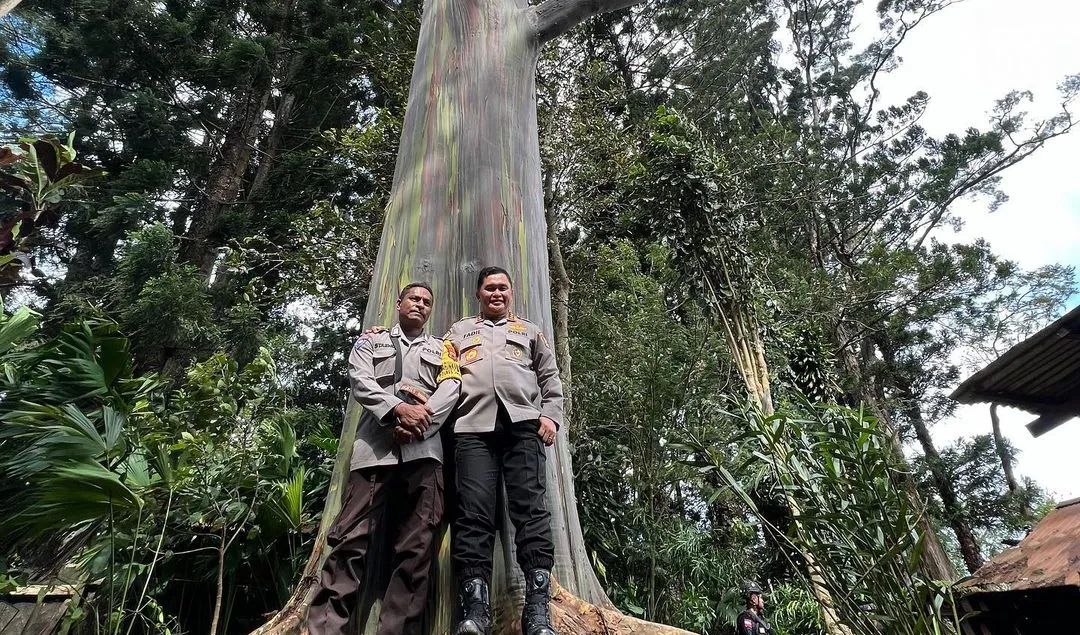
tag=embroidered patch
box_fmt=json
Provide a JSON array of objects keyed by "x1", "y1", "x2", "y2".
[
  {"x1": 463, "y1": 348, "x2": 480, "y2": 364},
  {"x1": 508, "y1": 323, "x2": 528, "y2": 334},
  {"x1": 400, "y1": 384, "x2": 429, "y2": 404},
  {"x1": 509, "y1": 347, "x2": 523, "y2": 359},
  {"x1": 442, "y1": 340, "x2": 459, "y2": 362},
  {"x1": 743, "y1": 618, "x2": 753, "y2": 630},
  {"x1": 354, "y1": 335, "x2": 371, "y2": 350},
  {"x1": 464, "y1": 329, "x2": 481, "y2": 339},
  {"x1": 469, "y1": 336, "x2": 481, "y2": 345},
  {"x1": 437, "y1": 360, "x2": 461, "y2": 383},
  {"x1": 373, "y1": 342, "x2": 395, "y2": 350}
]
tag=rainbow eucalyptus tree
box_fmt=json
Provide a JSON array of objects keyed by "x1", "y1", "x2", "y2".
[{"x1": 253, "y1": 0, "x2": 692, "y2": 634}]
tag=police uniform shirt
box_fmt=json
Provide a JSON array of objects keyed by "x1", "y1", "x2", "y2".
[
  {"x1": 735, "y1": 610, "x2": 773, "y2": 635},
  {"x1": 443, "y1": 313, "x2": 563, "y2": 433},
  {"x1": 347, "y1": 324, "x2": 460, "y2": 470}
]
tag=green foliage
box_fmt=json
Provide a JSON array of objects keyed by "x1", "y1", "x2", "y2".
[
  {"x1": 913, "y1": 434, "x2": 1048, "y2": 559},
  {"x1": 2, "y1": 0, "x2": 1077, "y2": 632},
  {"x1": 680, "y1": 401, "x2": 959, "y2": 635},
  {"x1": 568, "y1": 241, "x2": 779, "y2": 631},
  {"x1": 0, "y1": 307, "x2": 329, "y2": 635}
]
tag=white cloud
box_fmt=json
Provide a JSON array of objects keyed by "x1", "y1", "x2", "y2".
[{"x1": 869, "y1": 0, "x2": 1080, "y2": 500}]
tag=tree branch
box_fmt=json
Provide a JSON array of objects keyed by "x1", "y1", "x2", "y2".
[{"x1": 530, "y1": 0, "x2": 647, "y2": 45}]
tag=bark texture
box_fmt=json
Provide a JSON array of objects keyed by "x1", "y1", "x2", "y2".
[
  {"x1": 876, "y1": 339, "x2": 981, "y2": 574},
  {"x1": 250, "y1": 0, "x2": 684, "y2": 634},
  {"x1": 179, "y1": 83, "x2": 271, "y2": 276}
]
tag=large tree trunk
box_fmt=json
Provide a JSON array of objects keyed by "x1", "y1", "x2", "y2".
[
  {"x1": 251, "y1": 0, "x2": 690, "y2": 634},
  {"x1": 179, "y1": 82, "x2": 272, "y2": 276}
]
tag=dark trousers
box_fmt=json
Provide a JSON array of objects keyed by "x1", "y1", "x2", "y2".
[
  {"x1": 308, "y1": 459, "x2": 444, "y2": 635},
  {"x1": 452, "y1": 411, "x2": 554, "y2": 583}
]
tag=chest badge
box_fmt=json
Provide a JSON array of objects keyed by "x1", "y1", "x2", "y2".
[{"x1": 463, "y1": 348, "x2": 480, "y2": 364}]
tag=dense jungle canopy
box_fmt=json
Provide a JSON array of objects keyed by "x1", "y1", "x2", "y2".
[{"x1": 0, "y1": 0, "x2": 1077, "y2": 634}]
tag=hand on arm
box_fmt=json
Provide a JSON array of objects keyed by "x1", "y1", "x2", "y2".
[{"x1": 393, "y1": 402, "x2": 432, "y2": 438}]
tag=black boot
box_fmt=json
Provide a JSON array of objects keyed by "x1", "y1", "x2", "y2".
[
  {"x1": 521, "y1": 569, "x2": 557, "y2": 635},
  {"x1": 453, "y1": 577, "x2": 492, "y2": 635}
]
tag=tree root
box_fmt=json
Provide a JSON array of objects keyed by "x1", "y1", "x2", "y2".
[{"x1": 541, "y1": 580, "x2": 697, "y2": 635}]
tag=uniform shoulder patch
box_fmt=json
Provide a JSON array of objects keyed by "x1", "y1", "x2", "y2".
[
  {"x1": 742, "y1": 618, "x2": 754, "y2": 630},
  {"x1": 437, "y1": 339, "x2": 461, "y2": 383},
  {"x1": 354, "y1": 334, "x2": 372, "y2": 350},
  {"x1": 442, "y1": 339, "x2": 459, "y2": 362}
]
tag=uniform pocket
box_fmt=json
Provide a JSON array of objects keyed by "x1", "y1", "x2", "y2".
[
  {"x1": 459, "y1": 341, "x2": 483, "y2": 367},
  {"x1": 505, "y1": 332, "x2": 531, "y2": 366},
  {"x1": 373, "y1": 349, "x2": 396, "y2": 386},
  {"x1": 418, "y1": 350, "x2": 442, "y2": 387}
]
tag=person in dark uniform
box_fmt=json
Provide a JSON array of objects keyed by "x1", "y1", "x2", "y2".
[
  {"x1": 308, "y1": 283, "x2": 460, "y2": 635},
  {"x1": 735, "y1": 582, "x2": 775, "y2": 635},
  {"x1": 443, "y1": 266, "x2": 563, "y2": 635}
]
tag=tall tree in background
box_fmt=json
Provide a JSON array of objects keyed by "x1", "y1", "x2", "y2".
[
  {"x1": 5, "y1": 0, "x2": 1079, "y2": 632},
  {"x1": 252, "y1": 1, "x2": 692, "y2": 634}
]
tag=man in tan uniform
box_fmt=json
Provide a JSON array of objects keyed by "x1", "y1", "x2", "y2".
[
  {"x1": 308, "y1": 283, "x2": 461, "y2": 635},
  {"x1": 443, "y1": 266, "x2": 562, "y2": 635}
]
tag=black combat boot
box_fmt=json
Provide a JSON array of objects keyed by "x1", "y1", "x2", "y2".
[
  {"x1": 453, "y1": 577, "x2": 492, "y2": 635},
  {"x1": 521, "y1": 569, "x2": 557, "y2": 635}
]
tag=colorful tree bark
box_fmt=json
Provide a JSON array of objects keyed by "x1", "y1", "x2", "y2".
[{"x1": 250, "y1": 0, "x2": 694, "y2": 634}]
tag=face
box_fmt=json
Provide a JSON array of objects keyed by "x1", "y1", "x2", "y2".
[
  {"x1": 751, "y1": 593, "x2": 765, "y2": 612},
  {"x1": 396, "y1": 286, "x2": 433, "y2": 329},
  {"x1": 477, "y1": 273, "x2": 513, "y2": 319}
]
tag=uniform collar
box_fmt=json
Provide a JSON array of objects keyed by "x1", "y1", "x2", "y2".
[
  {"x1": 391, "y1": 323, "x2": 425, "y2": 346},
  {"x1": 476, "y1": 311, "x2": 517, "y2": 325}
]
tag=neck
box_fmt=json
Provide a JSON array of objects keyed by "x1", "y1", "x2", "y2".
[
  {"x1": 399, "y1": 323, "x2": 423, "y2": 339},
  {"x1": 483, "y1": 310, "x2": 507, "y2": 321}
]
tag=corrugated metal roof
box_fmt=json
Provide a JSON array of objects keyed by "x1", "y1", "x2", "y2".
[
  {"x1": 956, "y1": 497, "x2": 1080, "y2": 595},
  {"x1": 950, "y1": 304, "x2": 1080, "y2": 436}
]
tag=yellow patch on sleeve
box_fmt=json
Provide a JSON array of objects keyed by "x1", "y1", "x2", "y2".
[{"x1": 437, "y1": 340, "x2": 461, "y2": 383}]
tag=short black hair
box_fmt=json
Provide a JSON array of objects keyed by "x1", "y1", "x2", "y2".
[
  {"x1": 476, "y1": 266, "x2": 511, "y2": 290},
  {"x1": 398, "y1": 282, "x2": 433, "y2": 300}
]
